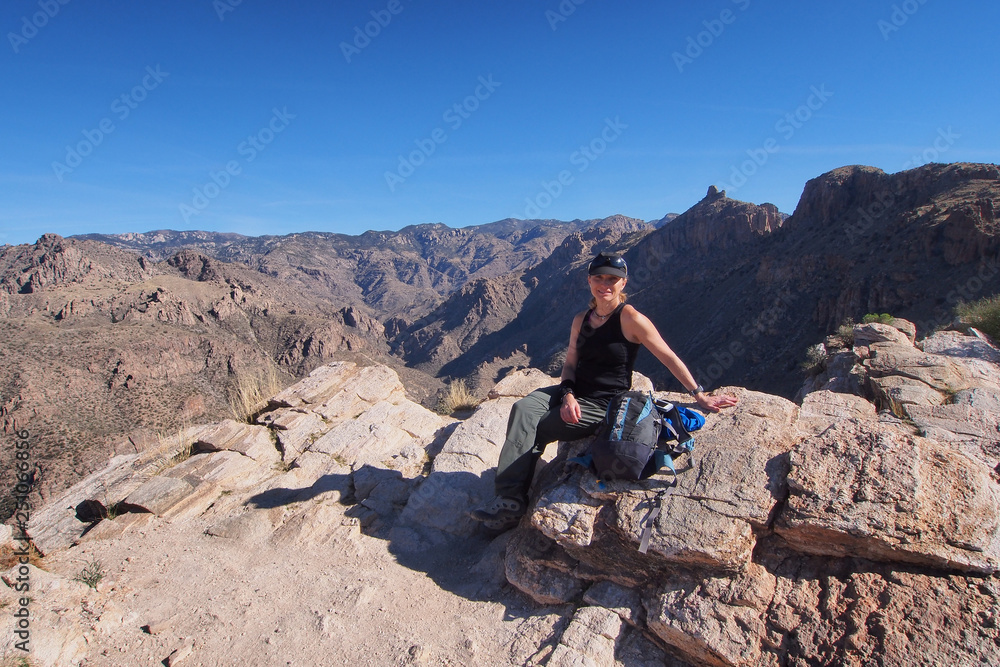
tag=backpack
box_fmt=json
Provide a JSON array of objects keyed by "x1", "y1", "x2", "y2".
[
  {"x1": 581, "y1": 390, "x2": 706, "y2": 553},
  {"x1": 590, "y1": 391, "x2": 704, "y2": 482}
]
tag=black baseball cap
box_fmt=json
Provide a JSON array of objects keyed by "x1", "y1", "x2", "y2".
[{"x1": 588, "y1": 252, "x2": 627, "y2": 279}]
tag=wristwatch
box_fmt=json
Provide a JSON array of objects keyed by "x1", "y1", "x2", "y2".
[{"x1": 687, "y1": 384, "x2": 705, "y2": 396}]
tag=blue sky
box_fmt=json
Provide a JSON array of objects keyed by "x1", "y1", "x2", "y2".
[{"x1": 1, "y1": 0, "x2": 997, "y2": 246}]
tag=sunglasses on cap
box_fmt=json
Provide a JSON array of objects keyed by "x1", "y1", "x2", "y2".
[{"x1": 588, "y1": 252, "x2": 627, "y2": 278}]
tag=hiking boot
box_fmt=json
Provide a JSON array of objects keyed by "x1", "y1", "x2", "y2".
[
  {"x1": 481, "y1": 515, "x2": 522, "y2": 533},
  {"x1": 470, "y1": 495, "x2": 525, "y2": 523}
]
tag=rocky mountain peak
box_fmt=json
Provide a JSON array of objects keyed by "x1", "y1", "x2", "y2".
[{"x1": 648, "y1": 188, "x2": 783, "y2": 257}]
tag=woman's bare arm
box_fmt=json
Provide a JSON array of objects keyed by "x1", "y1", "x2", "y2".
[{"x1": 621, "y1": 306, "x2": 738, "y2": 413}]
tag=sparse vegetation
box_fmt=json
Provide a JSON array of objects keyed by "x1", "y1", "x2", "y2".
[
  {"x1": 800, "y1": 344, "x2": 827, "y2": 375},
  {"x1": 829, "y1": 317, "x2": 856, "y2": 348},
  {"x1": 436, "y1": 380, "x2": 481, "y2": 415},
  {"x1": 229, "y1": 364, "x2": 285, "y2": 423},
  {"x1": 74, "y1": 558, "x2": 105, "y2": 589},
  {"x1": 1, "y1": 656, "x2": 34, "y2": 667},
  {"x1": 955, "y1": 294, "x2": 1000, "y2": 340},
  {"x1": 0, "y1": 543, "x2": 43, "y2": 570},
  {"x1": 862, "y1": 312, "x2": 896, "y2": 325},
  {"x1": 149, "y1": 430, "x2": 195, "y2": 476}
]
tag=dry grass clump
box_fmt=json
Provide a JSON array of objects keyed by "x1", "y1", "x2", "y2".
[
  {"x1": 0, "y1": 542, "x2": 43, "y2": 570},
  {"x1": 229, "y1": 364, "x2": 285, "y2": 423},
  {"x1": 436, "y1": 380, "x2": 481, "y2": 415}
]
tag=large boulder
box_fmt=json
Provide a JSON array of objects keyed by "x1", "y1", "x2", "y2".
[{"x1": 526, "y1": 388, "x2": 800, "y2": 574}]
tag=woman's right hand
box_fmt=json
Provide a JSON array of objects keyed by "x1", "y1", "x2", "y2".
[{"x1": 560, "y1": 393, "x2": 582, "y2": 424}]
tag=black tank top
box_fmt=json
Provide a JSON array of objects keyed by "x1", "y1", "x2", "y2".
[{"x1": 573, "y1": 303, "x2": 640, "y2": 400}]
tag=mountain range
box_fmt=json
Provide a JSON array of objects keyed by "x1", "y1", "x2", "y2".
[{"x1": 2, "y1": 161, "x2": 998, "y2": 516}]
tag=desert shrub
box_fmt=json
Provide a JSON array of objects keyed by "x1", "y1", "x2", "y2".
[
  {"x1": 436, "y1": 380, "x2": 481, "y2": 415},
  {"x1": 229, "y1": 364, "x2": 285, "y2": 422},
  {"x1": 829, "y1": 318, "x2": 856, "y2": 348},
  {"x1": 956, "y1": 294, "x2": 1000, "y2": 340},
  {"x1": 862, "y1": 312, "x2": 895, "y2": 325},
  {"x1": 799, "y1": 343, "x2": 827, "y2": 375}
]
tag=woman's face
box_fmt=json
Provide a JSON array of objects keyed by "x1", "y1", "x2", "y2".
[{"x1": 588, "y1": 274, "x2": 625, "y2": 306}]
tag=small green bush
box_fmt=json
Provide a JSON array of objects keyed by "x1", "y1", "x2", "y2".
[
  {"x1": 956, "y1": 295, "x2": 1000, "y2": 340},
  {"x1": 862, "y1": 312, "x2": 895, "y2": 325}
]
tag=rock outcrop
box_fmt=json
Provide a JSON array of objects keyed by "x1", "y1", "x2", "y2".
[{"x1": 8, "y1": 321, "x2": 1000, "y2": 666}]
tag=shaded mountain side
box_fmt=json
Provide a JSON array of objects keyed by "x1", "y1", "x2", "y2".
[
  {"x1": 391, "y1": 272, "x2": 530, "y2": 371},
  {"x1": 629, "y1": 162, "x2": 1000, "y2": 397},
  {"x1": 75, "y1": 218, "x2": 602, "y2": 322}
]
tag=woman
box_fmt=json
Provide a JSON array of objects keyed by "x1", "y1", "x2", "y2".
[{"x1": 471, "y1": 251, "x2": 739, "y2": 529}]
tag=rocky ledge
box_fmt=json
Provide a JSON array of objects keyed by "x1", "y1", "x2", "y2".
[{"x1": 4, "y1": 322, "x2": 1000, "y2": 666}]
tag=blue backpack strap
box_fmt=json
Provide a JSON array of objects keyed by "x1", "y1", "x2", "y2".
[{"x1": 609, "y1": 395, "x2": 631, "y2": 441}]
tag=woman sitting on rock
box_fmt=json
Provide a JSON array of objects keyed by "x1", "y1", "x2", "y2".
[{"x1": 471, "y1": 251, "x2": 739, "y2": 530}]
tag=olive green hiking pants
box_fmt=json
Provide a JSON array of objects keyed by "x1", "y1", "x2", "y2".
[{"x1": 494, "y1": 386, "x2": 610, "y2": 501}]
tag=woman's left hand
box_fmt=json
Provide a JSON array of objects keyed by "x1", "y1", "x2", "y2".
[{"x1": 695, "y1": 392, "x2": 739, "y2": 413}]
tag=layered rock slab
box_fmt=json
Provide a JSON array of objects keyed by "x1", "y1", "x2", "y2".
[{"x1": 777, "y1": 420, "x2": 1000, "y2": 573}]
